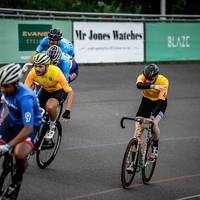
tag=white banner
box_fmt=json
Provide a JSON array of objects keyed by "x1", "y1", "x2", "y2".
[{"x1": 73, "y1": 22, "x2": 144, "y2": 63}]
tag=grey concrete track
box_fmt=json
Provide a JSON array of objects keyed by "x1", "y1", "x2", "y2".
[{"x1": 18, "y1": 63, "x2": 200, "y2": 200}]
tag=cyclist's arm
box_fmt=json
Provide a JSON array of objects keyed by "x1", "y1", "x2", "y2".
[
  {"x1": 136, "y1": 74, "x2": 152, "y2": 89},
  {"x1": 8, "y1": 96, "x2": 35, "y2": 147},
  {"x1": 152, "y1": 79, "x2": 168, "y2": 117},
  {"x1": 0, "y1": 104, "x2": 8, "y2": 124},
  {"x1": 136, "y1": 82, "x2": 151, "y2": 89},
  {"x1": 62, "y1": 39, "x2": 75, "y2": 57},
  {"x1": 57, "y1": 72, "x2": 74, "y2": 111},
  {"x1": 158, "y1": 79, "x2": 169, "y2": 100},
  {"x1": 137, "y1": 82, "x2": 167, "y2": 90},
  {"x1": 24, "y1": 71, "x2": 34, "y2": 88},
  {"x1": 59, "y1": 58, "x2": 70, "y2": 81}
]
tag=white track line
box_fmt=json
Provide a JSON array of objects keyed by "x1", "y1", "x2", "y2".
[
  {"x1": 65, "y1": 173, "x2": 200, "y2": 200},
  {"x1": 176, "y1": 194, "x2": 200, "y2": 200}
]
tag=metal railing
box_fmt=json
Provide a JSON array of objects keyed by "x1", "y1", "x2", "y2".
[{"x1": 0, "y1": 8, "x2": 200, "y2": 22}]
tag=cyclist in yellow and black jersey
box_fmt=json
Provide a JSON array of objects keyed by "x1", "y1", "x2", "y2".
[
  {"x1": 25, "y1": 53, "x2": 74, "y2": 139},
  {"x1": 134, "y1": 63, "x2": 169, "y2": 159}
]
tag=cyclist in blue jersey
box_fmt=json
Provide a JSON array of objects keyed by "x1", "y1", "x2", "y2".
[
  {"x1": 0, "y1": 63, "x2": 42, "y2": 199},
  {"x1": 28, "y1": 28, "x2": 74, "y2": 63},
  {"x1": 47, "y1": 45, "x2": 78, "y2": 83}
]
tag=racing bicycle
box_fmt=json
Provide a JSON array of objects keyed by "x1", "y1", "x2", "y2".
[{"x1": 120, "y1": 116, "x2": 157, "y2": 189}]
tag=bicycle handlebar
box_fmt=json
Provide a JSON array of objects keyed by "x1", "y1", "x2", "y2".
[{"x1": 120, "y1": 116, "x2": 153, "y2": 128}]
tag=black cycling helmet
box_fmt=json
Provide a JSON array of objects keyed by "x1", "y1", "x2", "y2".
[
  {"x1": 143, "y1": 64, "x2": 159, "y2": 80},
  {"x1": 48, "y1": 28, "x2": 62, "y2": 41}
]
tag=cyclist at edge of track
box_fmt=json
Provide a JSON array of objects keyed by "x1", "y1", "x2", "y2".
[
  {"x1": 0, "y1": 63, "x2": 42, "y2": 199},
  {"x1": 133, "y1": 63, "x2": 169, "y2": 161}
]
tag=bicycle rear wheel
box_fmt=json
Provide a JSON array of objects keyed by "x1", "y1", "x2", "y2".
[
  {"x1": 36, "y1": 121, "x2": 62, "y2": 169},
  {"x1": 141, "y1": 141, "x2": 157, "y2": 184},
  {"x1": 121, "y1": 138, "x2": 139, "y2": 189}
]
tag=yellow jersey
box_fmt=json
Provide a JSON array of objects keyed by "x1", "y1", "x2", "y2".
[
  {"x1": 136, "y1": 74, "x2": 169, "y2": 101},
  {"x1": 25, "y1": 65, "x2": 72, "y2": 93}
]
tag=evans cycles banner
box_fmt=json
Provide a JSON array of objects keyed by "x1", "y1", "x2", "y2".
[
  {"x1": 18, "y1": 24, "x2": 51, "y2": 51},
  {"x1": 73, "y1": 22, "x2": 144, "y2": 63},
  {"x1": 146, "y1": 23, "x2": 200, "y2": 61}
]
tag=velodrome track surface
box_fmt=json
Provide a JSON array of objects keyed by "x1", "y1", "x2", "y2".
[{"x1": 14, "y1": 63, "x2": 200, "y2": 200}]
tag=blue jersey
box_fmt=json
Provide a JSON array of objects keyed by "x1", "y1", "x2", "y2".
[
  {"x1": 57, "y1": 54, "x2": 71, "y2": 81},
  {"x1": 36, "y1": 37, "x2": 74, "y2": 57},
  {"x1": 3, "y1": 83, "x2": 42, "y2": 126},
  {"x1": 57, "y1": 54, "x2": 78, "y2": 82}
]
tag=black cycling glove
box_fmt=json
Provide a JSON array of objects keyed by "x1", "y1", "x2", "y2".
[{"x1": 62, "y1": 110, "x2": 71, "y2": 119}]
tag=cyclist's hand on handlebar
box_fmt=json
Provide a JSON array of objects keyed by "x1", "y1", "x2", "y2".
[
  {"x1": 144, "y1": 118, "x2": 154, "y2": 124},
  {"x1": 22, "y1": 63, "x2": 33, "y2": 74},
  {"x1": 62, "y1": 110, "x2": 71, "y2": 122},
  {"x1": 0, "y1": 144, "x2": 12, "y2": 155}
]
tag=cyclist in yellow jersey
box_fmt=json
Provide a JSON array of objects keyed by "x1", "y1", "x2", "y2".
[
  {"x1": 134, "y1": 63, "x2": 169, "y2": 160},
  {"x1": 24, "y1": 53, "x2": 74, "y2": 139}
]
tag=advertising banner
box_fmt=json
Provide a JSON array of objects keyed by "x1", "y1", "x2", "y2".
[
  {"x1": 73, "y1": 22, "x2": 144, "y2": 63},
  {"x1": 18, "y1": 24, "x2": 51, "y2": 51},
  {"x1": 146, "y1": 23, "x2": 200, "y2": 61},
  {"x1": 0, "y1": 19, "x2": 72, "y2": 64}
]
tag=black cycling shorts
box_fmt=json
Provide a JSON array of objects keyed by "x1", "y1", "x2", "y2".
[
  {"x1": 37, "y1": 88, "x2": 67, "y2": 109},
  {"x1": 136, "y1": 97, "x2": 167, "y2": 118}
]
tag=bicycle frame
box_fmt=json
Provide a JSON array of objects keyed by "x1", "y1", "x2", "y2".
[{"x1": 121, "y1": 116, "x2": 153, "y2": 169}]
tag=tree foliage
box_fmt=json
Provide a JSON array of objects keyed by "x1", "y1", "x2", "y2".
[{"x1": 0, "y1": 0, "x2": 199, "y2": 14}]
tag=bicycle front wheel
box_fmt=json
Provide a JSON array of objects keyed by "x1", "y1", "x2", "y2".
[
  {"x1": 36, "y1": 121, "x2": 62, "y2": 169},
  {"x1": 141, "y1": 142, "x2": 157, "y2": 184},
  {"x1": 0, "y1": 155, "x2": 15, "y2": 199},
  {"x1": 121, "y1": 138, "x2": 139, "y2": 189}
]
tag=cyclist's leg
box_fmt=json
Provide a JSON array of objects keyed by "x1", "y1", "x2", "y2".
[
  {"x1": 2, "y1": 126, "x2": 39, "y2": 198},
  {"x1": 150, "y1": 114, "x2": 162, "y2": 159},
  {"x1": 46, "y1": 97, "x2": 59, "y2": 122},
  {"x1": 151, "y1": 99, "x2": 167, "y2": 141},
  {"x1": 14, "y1": 143, "x2": 32, "y2": 183},
  {"x1": 134, "y1": 97, "x2": 152, "y2": 141},
  {"x1": 150, "y1": 99, "x2": 167, "y2": 158},
  {"x1": 46, "y1": 89, "x2": 67, "y2": 122},
  {"x1": 13, "y1": 126, "x2": 39, "y2": 183},
  {"x1": 151, "y1": 114, "x2": 162, "y2": 141},
  {"x1": 37, "y1": 88, "x2": 51, "y2": 109}
]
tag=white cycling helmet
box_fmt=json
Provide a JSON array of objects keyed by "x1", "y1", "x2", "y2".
[{"x1": 0, "y1": 63, "x2": 23, "y2": 85}]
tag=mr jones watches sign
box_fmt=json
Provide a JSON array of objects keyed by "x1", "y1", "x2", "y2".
[{"x1": 73, "y1": 22, "x2": 144, "y2": 63}]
